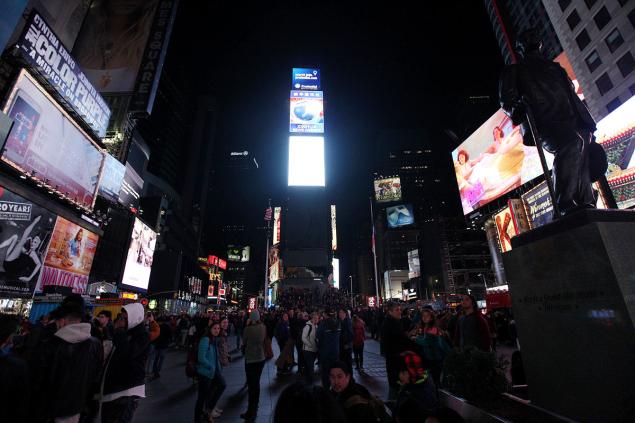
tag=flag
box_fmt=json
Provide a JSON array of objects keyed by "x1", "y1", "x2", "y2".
[{"x1": 264, "y1": 206, "x2": 272, "y2": 221}]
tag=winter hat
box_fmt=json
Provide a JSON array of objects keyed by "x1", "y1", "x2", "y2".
[
  {"x1": 398, "y1": 351, "x2": 428, "y2": 384},
  {"x1": 250, "y1": 310, "x2": 260, "y2": 322}
]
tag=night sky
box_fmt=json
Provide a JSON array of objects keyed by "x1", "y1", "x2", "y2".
[{"x1": 172, "y1": 1, "x2": 504, "y2": 282}]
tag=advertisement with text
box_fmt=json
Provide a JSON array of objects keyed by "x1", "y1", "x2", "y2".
[
  {"x1": 289, "y1": 90, "x2": 324, "y2": 134},
  {"x1": 121, "y1": 218, "x2": 157, "y2": 291},
  {"x1": 374, "y1": 177, "x2": 401, "y2": 203}
]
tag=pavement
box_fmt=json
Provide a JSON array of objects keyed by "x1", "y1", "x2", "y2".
[{"x1": 135, "y1": 336, "x2": 389, "y2": 423}]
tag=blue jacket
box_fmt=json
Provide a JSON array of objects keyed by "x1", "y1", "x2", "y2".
[
  {"x1": 197, "y1": 336, "x2": 221, "y2": 379},
  {"x1": 316, "y1": 317, "x2": 340, "y2": 360}
]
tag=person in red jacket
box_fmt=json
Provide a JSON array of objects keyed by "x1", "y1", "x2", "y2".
[
  {"x1": 351, "y1": 315, "x2": 366, "y2": 371},
  {"x1": 454, "y1": 295, "x2": 491, "y2": 352}
]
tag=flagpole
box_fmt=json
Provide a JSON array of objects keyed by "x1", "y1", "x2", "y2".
[
  {"x1": 263, "y1": 199, "x2": 272, "y2": 308},
  {"x1": 370, "y1": 197, "x2": 380, "y2": 306}
]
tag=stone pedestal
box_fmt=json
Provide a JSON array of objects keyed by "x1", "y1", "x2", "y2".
[{"x1": 504, "y1": 209, "x2": 635, "y2": 423}]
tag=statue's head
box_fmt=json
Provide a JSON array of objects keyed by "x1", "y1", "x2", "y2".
[{"x1": 515, "y1": 28, "x2": 543, "y2": 58}]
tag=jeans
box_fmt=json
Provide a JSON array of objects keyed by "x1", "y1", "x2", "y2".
[
  {"x1": 295, "y1": 341, "x2": 304, "y2": 373},
  {"x1": 245, "y1": 360, "x2": 265, "y2": 414},
  {"x1": 152, "y1": 347, "x2": 167, "y2": 375},
  {"x1": 101, "y1": 396, "x2": 140, "y2": 423},
  {"x1": 353, "y1": 344, "x2": 364, "y2": 368},
  {"x1": 303, "y1": 350, "x2": 317, "y2": 384},
  {"x1": 194, "y1": 373, "x2": 226, "y2": 421},
  {"x1": 146, "y1": 344, "x2": 155, "y2": 374}
]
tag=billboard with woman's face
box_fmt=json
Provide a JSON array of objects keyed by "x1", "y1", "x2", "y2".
[
  {"x1": 452, "y1": 109, "x2": 553, "y2": 215},
  {"x1": 121, "y1": 217, "x2": 157, "y2": 291}
]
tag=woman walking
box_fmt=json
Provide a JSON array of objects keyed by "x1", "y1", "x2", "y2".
[
  {"x1": 352, "y1": 314, "x2": 366, "y2": 372},
  {"x1": 241, "y1": 310, "x2": 266, "y2": 421},
  {"x1": 194, "y1": 321, "x2": 226, "y2": 423}
]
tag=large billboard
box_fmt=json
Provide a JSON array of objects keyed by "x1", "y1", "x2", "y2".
[
  {"x1": 521, "y1": 181, "x2": 554, "y2": 229},
  {"x1": 407, "y1": 249, "x2": 420, "y2": 279},
  {"x1": 268, "y1": 246, "x2": 281, "y2": 283},
  {"x1": 2, "y1": 70, "x2": 105, "y2": 210},
  {"x1": 292, "y1": 68, "x2": 321, "y2": 91},
  {"x1": 595, "y1": 96, "x2": 635, "y2": 209},
  {"x1": 452, "y1": 109, "x2": 553, "y2": 215},
  {"x1": 289, "y1": 90, "x2": 324, "y2": 134},
  {"x1": 37, "y1": 216, "x2": 99, "y2": 294},
  {"x1": 121, "y1": 217, "x2": 157, "y2": 291},
  {"x1": 288, "y1": 136, "x2": 325, "y2": 186},
  {"x1": 374, "y1": 177, "x2": 402, "y2": 203},
  {"x1": 118, "y1": 132, "x2": 149, "y2": 208},
  {"x1": 331, "y1": 204, "x2": 337, "y2": 251},
  {"x1": 386, "y1": 204, "x2": 414, "y2": 228},
  {"x1": 272, "y1": 206, "x2": 281, "y2": 245},
  {"x1": 0, "y1": 186, "x2": 56, "y2": 297},
  {"x1": 16, "y1": 11, "x2": 110, "y2": 137},
  {"x1": 97, "y1": 154, "x2": 126, "y2": 203},
  {"x1": 494, "y1": 206, "x2": 517, "y2": 253},
  {"x1": 72, "y1": 0, "x2": 160, "y2": 93},
  {"x1": 227, "y1": 245, "x2": 250, "y2": 262}
]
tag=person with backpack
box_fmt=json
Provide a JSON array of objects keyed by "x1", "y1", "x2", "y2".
[
  {"x1": 194, "y1": 321, "x2": 226, "y2": 423},
  {"x1": 301, "y1": 312, "x2": 319, "y2": 384},
  {"x1": 413, "y1": 308, "x2": 451, "y2": 387},
  {"x1": 329, "y1": 361, "x2": 391, "y2": 423},
  {"x1": 316, "y1": 309, "x2": 340, "y2": 389},
  {"x1": 394, "y1": 351, "x2": 438, "y2": 417}
]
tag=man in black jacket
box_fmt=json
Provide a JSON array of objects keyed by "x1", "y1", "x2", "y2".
[
  {"x1": 499, "y1": 29, "x2": 599, "y2": 215},
  {"x1": 31, "y1": 303, "x2": 103, "y2": 422},
  {"x1": 380, "y1": 302, "x2": 422, "y2": 400},
  {"x1": 102, "y1": 303, "x2": 150, "y2": 423}
]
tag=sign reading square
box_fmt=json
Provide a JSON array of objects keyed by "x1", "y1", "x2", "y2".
[
  {"x1": 292, "y1": 68, "x2": 321, "y2": 90},
  {"x1": 290, "y1": 91, "x2": 324, "y2": 134}
]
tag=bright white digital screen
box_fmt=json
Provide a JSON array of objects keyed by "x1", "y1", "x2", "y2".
[
  {"x1": 332, "y1": 258, "x2": 340, "y2": 289},
  {"x1": 288, "y1": 136, "x2": 325, "y2": 186}
]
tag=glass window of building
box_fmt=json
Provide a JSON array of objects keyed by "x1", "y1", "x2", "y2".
[
  {"x1": 605, "y1": 28, "x2": 624, "y2": 53},
  {"x1": 558, "y1": 0, "x2": 572, "y2": 12},
  {"x1": 595, "y1": 72, "x2": 614, "y2": 95},
  {"x1": 606, "y1": 97, "x2": 621, "y2": 113},
  {"x1": 593, "y1": 7, "x2": 611, "y2": 30},
  {"x1": 584, "y1": 0, "x2": 597, "y2": 9},
  {"x1": 616, "y1": 52, "x2": 635, "y2": 77},
  {"x1": 585, "y1": 50, "x2": 603, "y2": 72},
  {"x1": 567, "y1": 10, "x2": 581, "y2": 30},
  {"x1": 576, "y1": 29, "x2": 591, "y2": 51}
]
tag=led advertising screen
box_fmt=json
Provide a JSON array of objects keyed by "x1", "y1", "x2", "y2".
[
  {"x1": 98, "y1": 154, "x2": 126, "y2": 203},
  {"x1": 2, "y1": 70, "x2": 105, "y2": 210},
  {"x1": 268, "y1": 246, "x2": 281, "y2": 283},
  {"x1": 290, "y1": 90, "x2": 324, "y2": 134},
  {"x1": 386, "y1": 204, "x2": 415, "y2": 228},
  {"x1": 494, "y1": 206, "x2": 517, "y2": 253},
  {"x1": 292, "y1": 68, "x2": 321, "y2": 91},
  {"x1": 227, "y1": 245, "x2": 250, "y2": 262},
  {"x1": 595, "y1": 96, "x2": 635, "y2": 209},
  {"x1": 121, "y1": 218, "x2": 157, "y2": 291},
  {"x1": 273, "y1": 206, "x2": 281, "y2": 246},
  {"x1": 0, "y1": 186, "x2": 57, "y2": 297},
  {"x1": 331, "y1": 205, "x2": 337, "y2": 251},
  {"x1": 452, "y1": 109, "x2": 553, "y2": 215},
  {"x1": 38, "y1": 216, "x2": 99, "y2": 294},
  {"x1": 407, "y1": 249, "x2": 420, "y2": 279},
  {"x1": 288, "y1": 136, "x2": 325, "y2": 186},
  {"x1": 374, "y1": 177, "x2": 402, "y2": 203},
  {"x1": 332, "y1": 257, "x2": 339, "y2": 289}
]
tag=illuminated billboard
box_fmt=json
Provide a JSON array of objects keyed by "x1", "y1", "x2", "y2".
[
  {"x1": 288, "y1": 136, "x2": 325, "y2": 186},
  {"x1": 292, "y1": 68, "x2": 321, "y2": 91},
  {"x1": 374, "y1": 177, "x2": 402, "y2": 203},
  {"x1": 121, "y1": 218, "x2": 157, "y2": 291},
  {"x1": 332, "y1": 258, "x2": 339, "y2": 289},
  {"x1": 290, "y1": 90, "x2": 324, "y2": 134},
  {"x1": 494, "y1": 206, "x2": 517, "y2": 253},
  {"x1": 452, "y1": 108, "x2": 553, "y2": 215},
  {"x1": 386, "y1": 204, "x2": 414, "y2": 228},
  {"x1": 2, "y1": 70, "x2": 105, "y2": 210},
  {"x1": 38, "y1": 217, "x2": 99, "y2": 294},
  {"x1": 273, "y1": 207, "x2": 281, "y2": 245},
  {"x1": 595, "y1": 96, "x2": 635, "y2": 209},
  {"x1": 407, "y1": 250, "x2": 420, "y2": 279},
  {"x1": 98, "y1": 154, "x2": 126, "y2": 203},
  {"x1": 521, "y1": 181, "x2": 554, "y2": 229},
  {"x1": 268, "y1": 246, "x2": 281, "y2": 283},
  {"x1": 227, "y1": 245, "x2": 250, "y2": 262},
  {"x1": 331, "y1": 205, "x2": 337, "y2": 251}
]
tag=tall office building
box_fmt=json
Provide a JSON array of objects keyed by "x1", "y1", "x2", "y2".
[
  {"x1": 543, "y1": 0, "x2": 635, "y2": 120},
  {"x1": 485, "y1": 0, "x2": 563, "y2": 64}
]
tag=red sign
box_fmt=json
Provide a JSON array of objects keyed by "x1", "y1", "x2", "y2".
[
  {"x1": 140, "y1": 298, "x2": 149, "y2": 306},
  {"x1": 207, "y1": 285, "x2": 214, "y2": 299},
  {"x1": 218, "y1": 259, "x2": 227, "y2": 270},
  {"x1": 219, "y1": 288, "x2": 226, "y2": 296},
  {"x1": 486, "y1": 291, "x2": 512, "y2": 309},
  {"x1": 208, "y1": 255, "x2": 218, "y2": 266},
  {"x1": 368, "y1": 296, "x2": 376, "y2": 308}
]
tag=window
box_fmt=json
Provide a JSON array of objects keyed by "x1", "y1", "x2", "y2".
[
  {"x1": 594, "y1": 7, "x2": 611, "y2": 30},
  {"x1": 584, "y1": 0, "x2": 597, "y2": 8},
  {"x1": 595, "y1": 72, "x2": 614, "y2": 95},
  {"x1": 605, "y1": 28, "x2": 624, "y2": 53},
  {"x1": 606, "y1": 97, "x2": 621, "y2": 113},
  {"x1": 630, "y1": 82, "x2": 635, "y2": 96},
  {"x1": 576, "y1": 29, "x2": 591, "y2": 51},
  {"x1": 558, "y1": 0, "x2": 571, "y2": 12},
  {"x1": 567, "y1": 10, "x2": 581, "y2": 30},
  {"x1": 629, "y1": 8, "x2": 635, "y2": 28},
  {"x1": 617, "y1": 52, "x2": 635, "y2": 77},
  {"x1": 585, "y1": 50, "x2": 602, "y2": 72}
]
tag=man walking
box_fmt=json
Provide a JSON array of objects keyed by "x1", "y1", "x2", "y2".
[
  {"x1": 301, "y1": 312, "x2": 319, "y2": 384},
  {"x1": 316, "y1": 309, "x2": 340, "y2": 389}
]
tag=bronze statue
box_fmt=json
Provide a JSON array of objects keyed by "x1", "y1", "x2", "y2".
[{"x1": 499, "y1": 29, "x2": 607, "y2": 216}]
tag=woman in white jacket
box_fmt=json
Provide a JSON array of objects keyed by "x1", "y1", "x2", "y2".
[{"x1": 301, "y1": 313, "x2": 319, "y2": 384}]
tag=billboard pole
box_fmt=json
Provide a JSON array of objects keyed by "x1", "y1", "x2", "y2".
[
  {"x1": 370, "y1": 197, "x2": 381, "y2": 306},
  {"x1": 263, "y1": 199, "x2": 272, "y2": 308}
]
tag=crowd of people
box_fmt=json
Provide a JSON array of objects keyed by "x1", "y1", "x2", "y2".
[{"x1": 0, "y1": 288, "x2": 504, "y2": 423}]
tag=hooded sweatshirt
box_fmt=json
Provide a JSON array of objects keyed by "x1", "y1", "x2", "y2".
[{"x1": 103, "y1": 303, "x2": 150, "y2": 402}]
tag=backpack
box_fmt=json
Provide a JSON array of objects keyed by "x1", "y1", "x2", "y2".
[{"x1": 344, "y1": 394, "x2": 392, "y2": 423}]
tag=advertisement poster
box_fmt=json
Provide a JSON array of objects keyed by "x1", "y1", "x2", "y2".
[
  {"x1": 2, "y1": 70, "x2": 105, "y2": 210},
  {"x1": 386, "y1": 204, "x2": 414, "y2": 228},
  {"x1": 292, "y1": 68, "x2": 321, "y2": 90},
  {"x1": 0, "y1": 186, "x2": 56, "y2": 297},
  {"x1": 452, "y1": 109, "x2": 553, "y2": 215},
  {"x1": 521, "y1": 181, "x2": 554, "y2": 229},
  {"x1": 289, "y1": 90, "x2": 324, "y2": 134},
  {"x1": 273, "y1": 206, "x2": 281, "y2": 245},
  {"x1": 407, "y1": 249, "x2": 420, "y2": 279},
  {"x1": 331, "y1": 205, "x2": 337, "y2": 251},
  {"x1": 374, "y1": 177, "x2": 402, "y2": 203},
  {"x1": 268, "y1": 246, "x2": 280, "y2": 283},
  {"x1": 508, "y1": 199, "x2": 530, "y2": 235},
  {"x1": 288, "y1": 136, "x2": 325, "y2": 187},
  {"x1": 16, "y1": 11, "x2": 110, "y2": 137},
  {"x1": 121, "y1": 218, "x2": 157, "y2": 291},
  {"x1": 73, "y1": 0, "x2": 160, "y2": 93},
  {"x1": 97, "y1": 154, "x2": 126, "y2": 203},
  {"x1": 227, "y1": 245, "x2": 250, "y2": 262},
  {"x1": 38, "y1": 216, "x2": 98, "y2": 294},
  {"x1": 494, "y1": 206, "x2": 517, "y2": 253}
]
